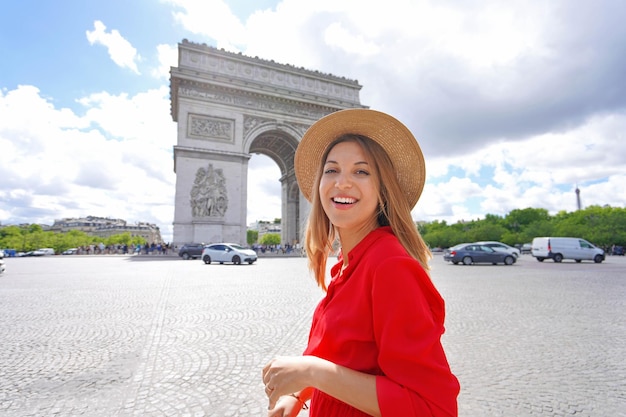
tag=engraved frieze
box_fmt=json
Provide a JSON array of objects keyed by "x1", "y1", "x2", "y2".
[
  {"x1": 243, "y1": 115, "x2": 274, "y2": 136},
  {"x1": 179, "y1": 85, "x2": 330, "y2": 120},
  {"x1": 190, "y1": 164, "x2": 229, "y2": 218},
  {"x1": 188, "y1": 114, "x2": 234, "y2": 142}
]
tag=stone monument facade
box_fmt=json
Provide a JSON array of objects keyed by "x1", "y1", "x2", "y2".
[{"x1": 170, "y1": 40, "x2": 365, "y2": 247}]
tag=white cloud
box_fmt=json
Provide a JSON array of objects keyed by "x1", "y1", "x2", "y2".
[
  {"x1": 414, "y1": 110, "x2": 626, "y2": 223},
  {"x1": 247, "y1": 155, "x2": 282, "y2": 224},
  {"x1": 0, "y1": 85, "x2": 176, "y2": 241},
  {"x1": 86, "y1": 20, "x2": 142, "y2": 74},
  {"x1": 152, "y1": 44, "x2": 179, "y2": 79},
  {"x1": 165, "y1": 0, "x2": 248, "y2": 50},
  {"x1": 323, "y1": 22, "x2": 380, "y2": 56}
]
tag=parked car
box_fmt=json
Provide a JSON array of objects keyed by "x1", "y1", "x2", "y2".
[
  {"x1": 62, "y1": 248, "x2": 78, "y2": 255},
  {"x1": 202, "y1": 243, "x2": 257, "y2": 265},
  {"x1": 520, "y1": 243, "x2": 532, "y2": 254},
  {"x1": 178, "y1": 243, "x2": 205, "y2": 260},
  {"x1": 531, "y1": 237, "x2": 605, "y2": 263},
  {"x1": 0, "y1": 250, "x2": 5, "y2": 274},
  {"x1": 474, "y1": 241, "x2": 521, "y2": 258},
  {"x1": 443, "y1": 243, "x2": 516, "y2": 265},
  {"x1": 612, "y1": 245, "x2": 624, "y2": 256},
  {"x1": 28, "y1": 248, "x2": 55, "y2": 256}
]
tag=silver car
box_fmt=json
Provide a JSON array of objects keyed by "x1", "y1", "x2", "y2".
[
  {"x1": 201, "y1": 243, "x2": 257, "y2": 265},
  {"x1": 474, "y1": 241, "x2": 521, "y2": 258},
  {"x1": 443, "y1": 243, "x2": 516, "y2": 266}
]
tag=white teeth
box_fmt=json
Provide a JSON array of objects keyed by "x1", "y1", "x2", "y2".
[{"x1": 333, "y1": 197, "x2": 356, "y2": 204}]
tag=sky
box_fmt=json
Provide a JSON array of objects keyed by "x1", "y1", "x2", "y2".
[{"x1": 1, "y1": 0, "x2": 625, "y2": 244}]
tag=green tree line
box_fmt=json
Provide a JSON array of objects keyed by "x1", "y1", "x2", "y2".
[
  {"x1": 3, "y1": 205, "x2": 625, "y2": 254},
  {"x1": 0, "y1": 224, "x2": 147, "y2": 254},
  {"x1": 420, "y1": 205, "x2": 626, "y2": 250}
]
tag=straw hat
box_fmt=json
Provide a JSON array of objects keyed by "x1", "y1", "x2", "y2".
[{"x1": 294, "y1": 108, "x2": 426, "y2": 209}]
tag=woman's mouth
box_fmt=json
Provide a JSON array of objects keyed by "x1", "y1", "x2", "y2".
[{"x1": 332, "y1": 197, "x2": 357, "y2": 205}]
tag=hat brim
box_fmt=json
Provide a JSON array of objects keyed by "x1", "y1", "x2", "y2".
[{"x1": 294, "y1": 109, "x2": 425, "y2": 209}]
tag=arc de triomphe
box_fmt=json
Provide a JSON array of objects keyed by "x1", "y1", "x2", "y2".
[{"x1": 170, "y1": 40, "x2": 365, "y2": 247}]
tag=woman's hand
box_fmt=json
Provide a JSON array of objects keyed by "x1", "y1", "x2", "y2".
[
  {"x1": 264, "y1": 355, "x2": 381, "y2": 417},
  {"x1": 263, "y1": 356, "x2": 317, "y2": 410},
  {"x1": 267, "y1": 394, "x2": 302, "y2": 417}
]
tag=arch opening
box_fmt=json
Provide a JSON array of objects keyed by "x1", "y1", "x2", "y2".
[{"x1": 247, "y1": 132, "x2": 301, "y2": 247}]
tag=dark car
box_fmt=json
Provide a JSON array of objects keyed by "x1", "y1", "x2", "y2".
[
  {"x1": 443, "y1": 243, "x2": 516, "y2": 265},
  {"x1": 178, "y1": 243, "x2": 205, "y2": 260},
  {"x1": 612, "y1": 245, "x2": 624, "y2": 256}
]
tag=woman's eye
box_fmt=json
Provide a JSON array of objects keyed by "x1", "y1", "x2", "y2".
[
  {"x1": 355, "y1": 170, "x2": 370, "y2": 175},
  {"x1": 324, "y1": 168, "x2": 338, "y2": 174}
]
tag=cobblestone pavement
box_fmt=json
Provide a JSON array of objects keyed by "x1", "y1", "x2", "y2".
[{"x1": 0, "y1": 254, "x2": 624, "y2": 416}]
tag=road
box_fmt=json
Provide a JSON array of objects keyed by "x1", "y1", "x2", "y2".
[{"x1": 0, "y1": 254, "x2": 624, "y2": 416}]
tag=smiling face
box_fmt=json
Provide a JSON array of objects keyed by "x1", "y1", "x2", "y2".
[{"x1": 319, "y1": 139, "x2": 380, "y2": 241}]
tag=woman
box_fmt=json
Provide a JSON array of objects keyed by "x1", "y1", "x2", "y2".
[{"x1": 263, "y1": 109, "x2": 459, "y2": 417}]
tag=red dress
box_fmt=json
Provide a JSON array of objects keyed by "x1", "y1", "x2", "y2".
[{"x1": 303, "y1": 227, "x2": 459, "y2": 416}]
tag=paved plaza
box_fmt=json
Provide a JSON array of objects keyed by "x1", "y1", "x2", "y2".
[{"x1": 0, "y1": 254, "x2": 624, "y2": 416}]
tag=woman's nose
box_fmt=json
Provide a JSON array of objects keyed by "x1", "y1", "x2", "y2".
[{"x1": 335, "y1": 173, "x2": 352, "y2": 189}]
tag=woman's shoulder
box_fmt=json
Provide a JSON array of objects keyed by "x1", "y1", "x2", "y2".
[
  {"x1": 348, "y1": 227, "x2": 417, "y2": 273},
  {"x1": 367, "y1": 227, "x2": 410, "y2": 256}
]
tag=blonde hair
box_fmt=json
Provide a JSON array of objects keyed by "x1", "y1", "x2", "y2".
[{"x1": 303, "y1": 135, "x2": 432, "y2": 290}]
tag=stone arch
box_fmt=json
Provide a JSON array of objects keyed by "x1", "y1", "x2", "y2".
[
  {"x1": 170, "y1": 40, "x2": 365, "y2": 247},
  {"x1": 246, "y1": 126, "x2": 300, "y2": 245}
]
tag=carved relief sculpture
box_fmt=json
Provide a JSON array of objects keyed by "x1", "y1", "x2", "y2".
[
  {"x1": 190, "y1": 164, "x2": 229, "y2": 218},
  {"x1": 188, "y1": 114, "x2": 234, "y2": 141}
]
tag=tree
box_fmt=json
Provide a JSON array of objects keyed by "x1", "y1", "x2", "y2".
[
  {"x1": 259, "y1": 233, "x2": 281, "y2": 246},
  {"x1": 247, "y1": 229, "x2": 258, "y2": 246},
  {"x1": 504, "y1": 208, "x2": 550, "y2": 228},
  {"x1": 0, "y1": 225, "x2": 146, "y2": 254},
  {"x1": 466, "y1": 222, "x2": 508, "y2": 243}
]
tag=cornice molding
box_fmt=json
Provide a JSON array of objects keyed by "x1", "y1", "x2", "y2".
[
  {"x1": 170, "y1": 40, "x2": 366, "y2": 121},
  {"x1": 172, "y1": 78, "x2": 341, "y2": 122}
]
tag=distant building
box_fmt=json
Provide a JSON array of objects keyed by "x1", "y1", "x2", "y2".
[
  {"x1": 50, "y1": 216, "x2": 163, "y2": 243},
  {"x1": 249, "y1": 220, "x2": 282, "y2": 243}
]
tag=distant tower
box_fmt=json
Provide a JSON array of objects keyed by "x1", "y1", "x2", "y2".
[{"x1": 575, "y1": 185, "x2": 582, "y2": 210}]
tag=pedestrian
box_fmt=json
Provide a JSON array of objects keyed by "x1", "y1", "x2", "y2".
[{"x1": 262, "y1": 109, "x2": 459, "y2": 416}]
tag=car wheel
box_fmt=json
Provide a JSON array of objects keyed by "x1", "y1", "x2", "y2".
[
  {"x1": 575, "y1": 259, "x2": 582, "y2": 263},
  {"x1": 452, "y1": 261, "x2": 459, "y2": 265},
  {"x1": 504, "y1": 256, "x2": 514, "y2": 265},
  {"x1": 553, "y1": 253, "x2": 563, "y2": 263},
  {"x1": 594, "y1": 254, "x2": 604, "y2": 263},
  {"x1": 182, "y1": 252, "x2": 190, "y2": 260},
  {"x1": 536, "y1": 257, "x2": 544, "y2": 262},
  {"x1": 247, "y1": 260, "x2": 255, "y2": 264},
  {"x1": 462, "y1": 256, "x2": 472, "y2": 265},
  {"x1": 203, "y1": 255, "x2": 211, "y2": 264},
  {"x1": 232, "y1": 255, "x2": 241, "y2": 265}
]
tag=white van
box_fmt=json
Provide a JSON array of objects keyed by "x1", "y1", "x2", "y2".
[
  {"x1": 531, "y1": 237, "x2": 605, "y2": 263},
  {"x1": 36, "y1": 248, "x2": 56, "y2": 256}
]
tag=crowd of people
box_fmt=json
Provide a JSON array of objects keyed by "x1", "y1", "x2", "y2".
[{"x1": 62, "y1": 242, "x2": 173, "y2": 256}]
